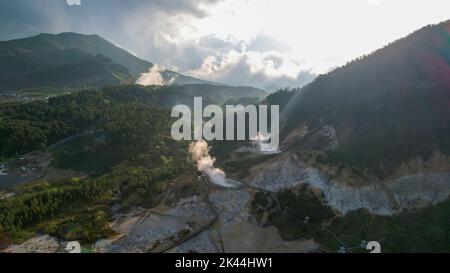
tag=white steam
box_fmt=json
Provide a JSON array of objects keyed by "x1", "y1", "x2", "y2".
[
  {"x1": 135, "y1": 64, "x2": 176, "y2": 86},
  {"x1": 189, "y1": 140, "x2": 234, "y2": 188},
  {"x1": 250, "y1": 132, "x2": 270, "y2": 143},
  {"x1": 251, "y1": 132, "x2": 281, "y2": 154}
]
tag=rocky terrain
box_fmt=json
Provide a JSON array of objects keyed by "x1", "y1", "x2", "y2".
[
  {"x1": 245, "y1": 152, "x2": 450, "y2": 215},
  {"x1": 96, "y1": 196, "x2": 215, "y2": 253},
  {"x1": 3, "y1": 235, "x2": 74, "y2": 253},
  {"x1": 93, "y1": 177, "x2": 320, "y2": 253}
]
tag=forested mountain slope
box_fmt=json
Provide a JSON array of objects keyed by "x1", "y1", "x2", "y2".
[{"x1": 281, "y1": 20, "x2": 450, "y2": 176}]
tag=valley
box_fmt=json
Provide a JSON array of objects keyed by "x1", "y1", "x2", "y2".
[
  {"x1": 2, "y1": 19, "x2": 450, "y2": 254},
  {"x1": 3, "y1": 126, "x2": 450, "y2": 253}
]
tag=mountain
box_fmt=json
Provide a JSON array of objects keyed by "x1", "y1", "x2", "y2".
[
  {"x1": 235, "y1": 21, "x2": 450, "y2": 245},
  {"x1": 0, "y1": 33, "x2": 210, "y2": 91},
  {"x1": 280, "y1": 20, "x2": 450, "y2": 177}
]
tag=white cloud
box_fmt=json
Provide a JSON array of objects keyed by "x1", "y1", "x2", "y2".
[
  {"x1": 144, "y1": 0, "x2": 446, "y2": 89},
  {"x1": 187, "y1": 47, "x2": 315, "y2": 90}
]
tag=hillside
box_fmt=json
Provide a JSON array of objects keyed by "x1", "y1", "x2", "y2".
[
  {"x1": 0, "y1": 83, "x2": 266, "y2": 158},
  {"x1": 0, "y1": 33, "x2": 210, "y2": 91},
  {"x1": 280, "y1": 20, "x2": 450, "y2": 177}
]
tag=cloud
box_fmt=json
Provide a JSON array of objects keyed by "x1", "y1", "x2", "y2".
[
  {"x1": 187, "y1": 47, "x2": 316, "y2": 90},
  {"x1": 0, "y1": 0, "x2": 316, "y2": 89},
  {"x1": 247, "y1": 32, "x2": 290, "y2": 53}
]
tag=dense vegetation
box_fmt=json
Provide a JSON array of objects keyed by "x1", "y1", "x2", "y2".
[
  {"x1": 251, "y1": 186, "x2": 334, "y2": 241},
  {"x1": 0, "y1": 85, "x2": 193, "y2": 245},
  {"x1": 0, "y1": 83, "x2": 264, "y2": 161},
  {"x1": 282, "y1": 21, "x2": 450, "y2": 176},
  {"x1": 0, "y1": 161, "x2": 187, "y2": 245},
  {"x1": 0, "y1": 90, "x2": 105, "y2": 159},
  {"x1": 322, "y1": 201, "x2": 450, "y2": 253},
  {"x1": 252, "y1": 185, "x2": 450, "y2": 252},
  {"x1": 265, "y1": 88, "x2": 298, "y2": 111},
  {"x1": 102, "y1": 84, "x2": 266, "y2": 106}
]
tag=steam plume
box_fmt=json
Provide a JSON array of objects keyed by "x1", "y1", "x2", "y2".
[
  {"x1": 251, "y1": 132, "x2": 280, "y2": 154},
  {"x1": 136, "y1": 64, "x2": 176, "y2": 86},
  {"x1": 189, "y1": 140, "x2": 233, "y2": 187}
]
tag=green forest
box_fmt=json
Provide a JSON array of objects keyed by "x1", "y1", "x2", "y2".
[{"x1": 0, "y1": 86, "x2": 191, "y2": 246}]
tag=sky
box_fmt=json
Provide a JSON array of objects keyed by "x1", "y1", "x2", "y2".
[{"x1": 0, "y1": 0, "x2": 449, "y2": 90}]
